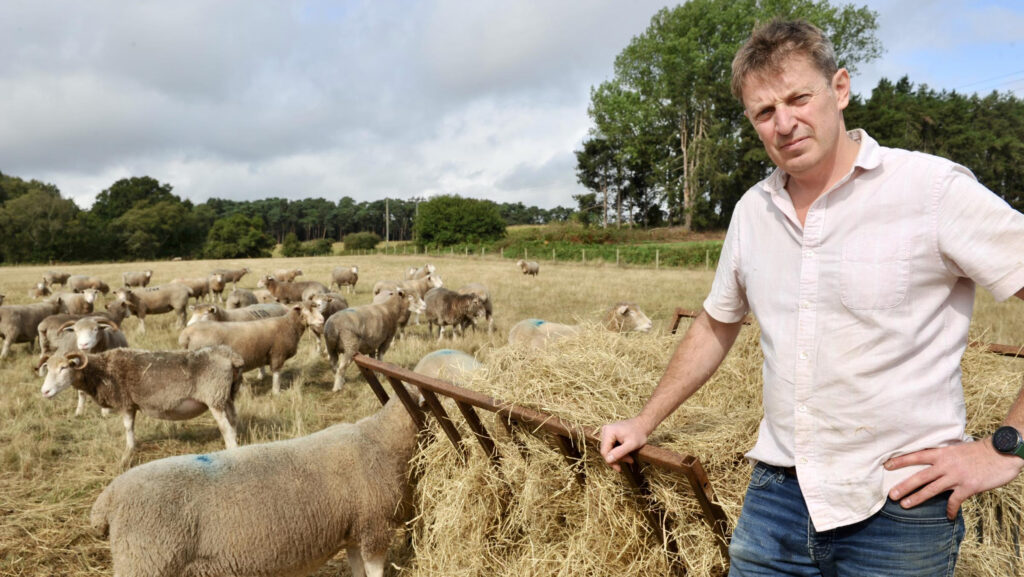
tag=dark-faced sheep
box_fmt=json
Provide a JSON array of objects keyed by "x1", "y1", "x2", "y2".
[
  {"x1": 508, "y1": 302, "x2": 653, "y2": 349},
  {"x1": 39, "y1": 346, "x2": 244, "y2": 463},
  {"x1": 457, "y1": 283, "x2": 494, "y2": 334},
  {"x1": 423, "y1": 287, "x2": 485, "y2": 340},
  {"x1": 225, "y1": 288, "x2": 259, "y2": 309},
  {"x1": 28, "y1": 281, "x2": 51, "y2": 299},
  {"x1": 88, "y1": 381, "x2": 424, "y2": 577}
]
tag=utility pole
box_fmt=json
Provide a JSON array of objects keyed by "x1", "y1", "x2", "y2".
[{"x1": 385, "y1": 197, "x2": 390, "y2": 250}]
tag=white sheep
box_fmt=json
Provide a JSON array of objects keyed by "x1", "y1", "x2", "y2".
[
  {"x1": 121, "y1": 270, "x2": 152, "y2": 288},
  {"x1": 324, "y1": 288, "x2": 411, "y2": 392},
  {"x1": 210, "y1": 267, "x2": 249, "y2": 288},
  {"x1": 258, "y1": 275, "x2": 328, "y2": 304},
  {"x1": 186, "y1": 302, "x2": 287, "y2": 326},
  {"x1": 66, "y1": 274, "x2": 110, "y2": 294},
  {"x1": 225, "y1": 288, "x2": 258, "y2": 309},
  {"x1": 115, "y1": 284, "x2": 193, "y2": 332},
  {"x1": 331, "y1": 265, "x2": 359, "y2": 293},
  {"x1": 39, "y1": 346, "x2": 244, "y2": 463},
  {"x1": 516, "y1": 259, "x2": 540, "y2": 276},
  {"x1": 49, "y1": 316, "x2": 129, "y2": 417},
  {"x1": 43, "y1": 270, "x2": 71, "y2": 287},
  {"x1": 405, "y1": 263, "x2": 436, "y2": 280},
  {"x1": 271, "y1": 267, "x2": 303, "y2": 282},
  {"x1": 28, "y1": 281, "x2": 51, "y2": 299},
  {"x1": 508, "y1": 302, "x2": 654, "y2": 349},
  {"x1": 179, "y1": 302, "x2": 324, "y2": 394},
  {"x1": 0, "y1": 300, "x2": 61, "y2": 358},
  {"x1": 88, "y1": 380, "x2": 424, "y2": 577},
  {"x1": 49, "y1": 289, "x2": 99, "y2": 315},
  {"x1": 170, "y1": 277, "x2": 211, "y2": 302}
]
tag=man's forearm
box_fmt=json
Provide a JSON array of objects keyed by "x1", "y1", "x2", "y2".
[{"x1": 635, "y1": 310, "x2": 743, "y2": 433}]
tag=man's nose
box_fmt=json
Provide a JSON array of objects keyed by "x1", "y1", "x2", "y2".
[{"x1": 773, "y1": 105, "x2": 797, "y2": 135}]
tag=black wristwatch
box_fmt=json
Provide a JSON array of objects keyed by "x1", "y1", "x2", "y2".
[{"x1": 992, "y1": 426, "x2": 1024, "y2": 459}]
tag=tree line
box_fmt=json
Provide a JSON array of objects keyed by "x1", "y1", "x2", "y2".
[
  {"x1": 0, "y1": 174, "x2": 571, "y2": 264},
  {"x1": 575, "y1": 0, "x2": 1024, "y2": 230}
]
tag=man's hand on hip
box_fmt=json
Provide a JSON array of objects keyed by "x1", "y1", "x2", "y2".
[{"x1": 885, "y1": 439, "x2": 1024, "y2": 519}]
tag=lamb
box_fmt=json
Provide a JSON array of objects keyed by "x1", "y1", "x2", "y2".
[
  {"x1": 28, "y1": 281, "x2": 51, "y2": 299},
  {"x1": 170, "y1": 276, "x2": 211, "y2": 302},
  {"x1": 186, "y1": 302, "x2": 287, "y2": 326},
  {"x1": 0, "y1": 300, "x2": 61, "y2": 358},
  {"x1": 88, "y1": 380, "x2": 424, "y2": 577},
  {"x1": 508, "y1": 302, "x2": 654, "y2": 349},
  {"x1": 207, "y1": 273, "x2": 227, "y2": 303},
  {"x1": 39, "y1": 346, "x2": 243, "y2": 462},
  {"x1": 178, "y1": 302, "x2": 324, "y2": 394},
  {"x1": 225, "y1": 288, "x2": 258, "y2": 309},
  {"x1": 210, "y1": 267, "x2": 249, "y2": 287},
  {"x1": 324, "y1": 288, "x2": 411, "y2": 392},
  {"x1": 257, "y1": 275, "x2": 328, "y2": 303},
  {"x1": 49, "y1": 289, "x2": 99, "y2": 315},
  {"x1": 458, "y1": 282, "x2": 494, "y2": 334},
  {"x1": 66, "y1": 274, "x2": 111, "y2": 294},
  {"x1": 405, "y1": 263, "x2": 436, "y2": 280},
  {"x1": 51, "y1": 316, "x2": 130, "y2": 417},
  {"x1": 115, "y1": 284, "x2": 193, "y2": 333},
  {"x1": 43, "y1": 270, "x2": 71, "y2": 287},
  {"x1": 121, "y1": 270, "x2": 152, "y2": 288},
  {"x1": 423, "y1": 287, "x2": 485, "y2": 340},
  {"x1": 271, "y1": 268, "x2": 303, "y2": 282},
  {"x1": 331, "y1": 265, "x2": 359, "y2": 293},
  {"x1": 516, "y1": 259, "x2": 540, "y2": 276}
]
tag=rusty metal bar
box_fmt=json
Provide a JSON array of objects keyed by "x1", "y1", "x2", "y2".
[
  {"x1": 670, "y1": 307, "x2": 752, "y2": 334},
  {"x1": 622, "y1": 460, "x2": 680, "y2": 559},
  {"x1": 551, "y1": 433, "x2": 586, "y2": 485},
  {"x1": 455, "y1": 401, "x2": 500, "y2": 465},
  {"x1": 379, "y1": 373, "x2": 426, "y2": 432},
  {"x1": 356, "y1": 363, "x2": 391, "y2": 405},
  {"x1": 416, "y1": 385, "x2": 467, "y2": 464},
  {"x1": 987, "y1": 343, "x2": 1024, "y2": 359}
]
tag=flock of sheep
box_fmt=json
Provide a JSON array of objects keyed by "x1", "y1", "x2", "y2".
[{"x1": 2, "y1": 258, "x2": 654, "y2": 577}]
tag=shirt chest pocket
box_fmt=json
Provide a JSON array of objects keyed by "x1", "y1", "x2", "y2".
[{"x1": 840, "y1": 229, "x2": 911, "y2": 310}]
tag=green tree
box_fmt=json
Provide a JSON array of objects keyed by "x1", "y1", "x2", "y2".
[
  {"x1": 585, "y1": 0, "x2": 881, "y2": 230},
  {"x1": 280, "y1": 232, "x2": 302, "y2": 257},
  {"x1": 342, "y1": 231, "x2": 382, "y2": 251},
  {"x1": 0, "y1": 187, "x2": 79, "y2": 263},
  {"x1": 91, "y1": 176, "x2": 177, "y2": 222},
  {"x1": 414, "y1": 195, "x2": 506, "y2": 248},
  {"x1": 202, "y1": 214, "x2": 275, "y2": 259}
]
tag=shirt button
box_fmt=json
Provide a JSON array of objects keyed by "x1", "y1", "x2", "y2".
[
  {"x1": 800, "y1": 300, "x2": 811, "y2": 309},
  {"x1": 798, "y1": 404, "x2": 808, "y2": 413},
  {"x1": 804, "y1": 249, "x2": 815, "y2": 258},
  {"x1": 799, "y1": 351, "x2": 808, "y2": 360},
  {"x1": 799, "y1": 457, "x2": 808, "y2": 465}
]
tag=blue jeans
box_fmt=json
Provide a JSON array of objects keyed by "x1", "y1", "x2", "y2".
[{"x1": 728, "y1": 462, "x2": 965, "y2": 577}]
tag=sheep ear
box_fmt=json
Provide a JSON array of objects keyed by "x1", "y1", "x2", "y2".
[
  {"x1": 617, "y1": 305, "x2": 630, "y2": 316},
  {"x1": 34, "y1": 356, "x2": 49, "y2": 377}
]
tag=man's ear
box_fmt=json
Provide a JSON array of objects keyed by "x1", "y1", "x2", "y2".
[{"x1": 832, "y1": 68, "x2": 851, "y2": 111}]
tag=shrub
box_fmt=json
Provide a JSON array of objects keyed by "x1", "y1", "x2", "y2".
[
  {"x1": 280, "y1": 232, "x2": 302, "y2": 257},
  {"x1": 414, "y1": 195, "x2": 506, "y2": 248},
  {"x1": 304, "y1": 238, "x2": 334, "y2": 256},
  {"x1": 343, "y1": 231, "x2": 382, "y2": 251}
]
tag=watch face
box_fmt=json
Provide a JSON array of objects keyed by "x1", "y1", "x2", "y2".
[{"x1": 993, "y1": 426, "x2": 1021, "y2": 453}]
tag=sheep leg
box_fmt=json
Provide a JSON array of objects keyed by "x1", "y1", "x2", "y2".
[
  {"x1": 209, "y1": 405, "x2": 238, "y2": 449},
  {"x1": 271, "y1": 371, "x2": 282, "y2": 395},
  {"x1": 333, "y1": 353, "x2": 353, "y2": 392},
  {"x1": 0, "y1": 337, "x2": 10, "y2": 358},
  {"x1": 75, "y1": 390, "x2": 88, "y2": 417},
  {"x1": 120, "y1": 409, "x2": 137, "y2": 466}
]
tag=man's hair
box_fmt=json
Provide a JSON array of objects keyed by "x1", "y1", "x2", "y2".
[{"x1": 731, "y1": 19, "x2": 838, "y2": 102}]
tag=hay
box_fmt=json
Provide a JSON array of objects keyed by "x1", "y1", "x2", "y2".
[{"x1": 403, "y1": 323, "x2": 1024, "y2": 577}]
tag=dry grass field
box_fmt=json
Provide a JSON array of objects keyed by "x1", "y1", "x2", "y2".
[{"x1": 0, "y1": 254, "x2": 1021, "y2": 576}]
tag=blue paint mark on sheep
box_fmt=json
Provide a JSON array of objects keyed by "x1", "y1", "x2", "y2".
[
  {"x1": 195, "y1": 454, "x2": 213, "y2": 465},
  {"x1": 436, "y1": 349, "x2": 456, "y2": 355},
  {"x1": 527, "y1": 319, "x2": 546, "y2": 326}
]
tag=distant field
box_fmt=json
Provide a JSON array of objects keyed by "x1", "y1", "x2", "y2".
[{"x1": 0, "y1": 253, "x2": 1021, "y2": 575}]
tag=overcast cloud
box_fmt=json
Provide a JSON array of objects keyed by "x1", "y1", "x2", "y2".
[{"x1": 1, "y1": 1, "x2": 1021, "y2": 211}]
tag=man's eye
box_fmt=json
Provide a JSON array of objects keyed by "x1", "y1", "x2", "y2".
[
  {"x1": 793, "y1": 94, "x2": 812, "y2": 104},
  {"x1": 755, "y1": 108, "x2": 773, "y2": 121}
]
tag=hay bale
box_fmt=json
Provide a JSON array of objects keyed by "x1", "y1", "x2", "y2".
[{"x1": 404, "y1": 323, "x2": 1023, "y2": 576}]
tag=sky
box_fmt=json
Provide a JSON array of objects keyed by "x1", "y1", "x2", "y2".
[{"x1": 1, "y1": 1, "x2": 1022, "y2": 211}]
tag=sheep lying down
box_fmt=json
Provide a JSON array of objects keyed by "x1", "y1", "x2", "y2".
[{"x1": 90, "y1": 382, "x2": 423, "y2": 577}]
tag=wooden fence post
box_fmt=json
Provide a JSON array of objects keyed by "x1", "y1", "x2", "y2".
[
  {"x1": 582, "y1": 249, "x2": 586, "y2": 264},
  {"x1": 656, "y1": 250, "x2": 660, "y2": 270},
  {"x1": 616, "y1": 248, "x2": 620, "y2": 267}
]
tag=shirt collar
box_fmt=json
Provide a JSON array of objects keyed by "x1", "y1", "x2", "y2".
[{"x1": 763, "y1": 128, "x2": 883, "y2": 197}]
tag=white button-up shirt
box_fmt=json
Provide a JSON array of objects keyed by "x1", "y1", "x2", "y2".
[{"x1": 704, "y1": 129, "x2": 1024, "y2": 531}]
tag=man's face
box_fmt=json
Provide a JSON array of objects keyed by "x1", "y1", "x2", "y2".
[{"x1": 741, "y1": 55, "x2": 850, "y2": 181}]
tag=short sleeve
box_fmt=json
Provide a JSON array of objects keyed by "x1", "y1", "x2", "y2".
[
  {"x1": 937, "y1": 166, "x2": 1024, "y2": 301},
  {"x1": 703, "y1": 212, "x2": 750, "y2": 322}
]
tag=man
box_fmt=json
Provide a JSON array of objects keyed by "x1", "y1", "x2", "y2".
[{"x1": 599, "y1": 18, "x2": 1024, "y2": 577}]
